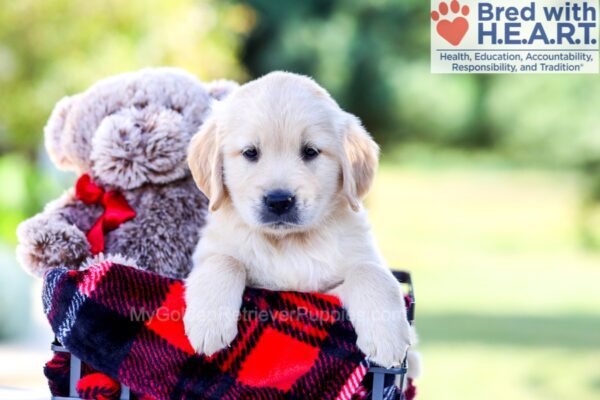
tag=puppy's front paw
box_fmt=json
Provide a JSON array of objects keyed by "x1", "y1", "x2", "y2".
[
  {"x1": 184, "y1": 303, "x2": 240, "y2": 356},
  {"x1": 354, "y1": 310, "x2": 412, "y2": 368}
]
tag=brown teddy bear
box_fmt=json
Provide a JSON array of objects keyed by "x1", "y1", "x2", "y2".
[{"x1": 16, "y1": 67, "x2": 237, "y2": 279}]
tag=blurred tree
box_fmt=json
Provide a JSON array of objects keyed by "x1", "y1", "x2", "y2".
[
  {"x1": 237, "y1": 0, "x2": 498, "y2": 148},
  {"x1": 237, "y1": 0, "x2": 600, "y2": 249},
  {"x1": 0, "y1": 0, "x2": 252, "y2": 155},
  {"x1": 578, "y1": 160, "x2": 600, "y2": 249},
  {"x1": 238, "y1": 0, "x2": 600, "y2": 157}
]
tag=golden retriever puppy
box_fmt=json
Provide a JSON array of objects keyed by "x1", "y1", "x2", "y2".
[{"x1": 184, "y1": 71, "x2": 411, "y2": 368}]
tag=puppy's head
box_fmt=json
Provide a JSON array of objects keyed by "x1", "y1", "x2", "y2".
[{"x1": 188, "y1": 72, "x2": 379, "y2": 234}]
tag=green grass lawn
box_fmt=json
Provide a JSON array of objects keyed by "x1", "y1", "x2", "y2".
[{"x1": 368, "y1": 163, "x2": 600, "y2": 400}]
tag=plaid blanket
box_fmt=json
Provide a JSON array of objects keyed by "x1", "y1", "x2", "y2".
[{"x1": 43, "y1": 262, "x2": 413, "y2": 399}]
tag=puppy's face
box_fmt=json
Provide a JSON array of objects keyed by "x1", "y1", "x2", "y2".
[
  {"x1": 189, "y1": 72, "x2": 379, "y2": 235},
  {"x1": 217, "y1": 79, "x2": 345, "y2": 233}
]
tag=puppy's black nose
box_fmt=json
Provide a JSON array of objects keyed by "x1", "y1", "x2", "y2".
[{"x1": 264, "y1": 190, "x2": 296, "y2": 215}]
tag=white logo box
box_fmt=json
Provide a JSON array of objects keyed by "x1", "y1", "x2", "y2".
[{"x1": 431, "y1": 0, "x2": 599, "y2": 73}]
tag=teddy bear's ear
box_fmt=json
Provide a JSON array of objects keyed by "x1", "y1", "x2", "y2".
[
  {"x1": 44, "y1": 95, "x2": 79, "y2": 171},
  {"x1": 206, "y1": 80, "x2": 239, "y2": 101}
]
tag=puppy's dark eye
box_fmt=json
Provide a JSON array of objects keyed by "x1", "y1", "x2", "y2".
[
  {"x1": 242, "y1": 147, "x2": 259, "y2": 161},
  {"x1": 302, "y1": 146, "x2": 320, "y2": 161}
]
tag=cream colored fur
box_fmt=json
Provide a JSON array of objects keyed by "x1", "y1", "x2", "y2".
[{"x1": 184, "y1": 71, "x2": 413, "y2": 368}]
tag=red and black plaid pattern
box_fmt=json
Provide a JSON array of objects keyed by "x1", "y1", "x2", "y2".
[
  {"x1": 76, "y1": 372, "x2": 121, "y2": 400},
  {"x1": 43, "y1": 262, "x2": 375, "y2": 399}
]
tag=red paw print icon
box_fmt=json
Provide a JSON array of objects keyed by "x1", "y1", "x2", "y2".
[{"x1": 431, "y1": 0, "x2": 470, "y2": 46}]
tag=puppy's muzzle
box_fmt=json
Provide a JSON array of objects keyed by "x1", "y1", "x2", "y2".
[{"x1": 261, "y1": 190, "x2": 299, "y2": 225}]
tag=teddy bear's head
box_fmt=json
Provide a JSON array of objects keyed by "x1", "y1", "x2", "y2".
[{"x1": 45, "y1": 68, "x2": 237, "y2": 190}]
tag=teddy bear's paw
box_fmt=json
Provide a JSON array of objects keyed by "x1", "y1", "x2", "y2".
[
  {"x1": 354, "y1": 309, "x2": 412, "y2": 368},
  {"x1": 16, "y1": 216, "x2": 91, "y2": 277},
  {"x1": 184, "y1": 302, "x2": 239, "y2": 356}
]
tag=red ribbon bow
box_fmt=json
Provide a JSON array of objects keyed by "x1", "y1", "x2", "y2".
[{"x1": 75, "y1": 174, "x2": 136, "y2": 255}]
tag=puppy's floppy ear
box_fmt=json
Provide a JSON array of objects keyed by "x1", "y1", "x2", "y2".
[
  {"x1": 340, "y1": 114, "x2": 380, "y2": 211},
  {"x1": 188, "y1": 117, "x2": 227, "y2": 211},
  {"x1": 44, "y1": 95, "x2": 79, "y2": 171}
]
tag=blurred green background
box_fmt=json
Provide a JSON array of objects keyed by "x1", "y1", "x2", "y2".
[{"x1": 1, "y1": 0, "x2": 600, "y2": 398}]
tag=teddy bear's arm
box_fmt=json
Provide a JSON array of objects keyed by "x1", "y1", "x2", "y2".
[{"x1": 16, "y1": 189, "x2": 95, "y2": 277}]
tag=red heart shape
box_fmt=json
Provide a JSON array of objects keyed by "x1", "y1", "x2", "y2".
[{"x1": 436, "y1": 17, "x2": 468, "y2": 46}]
